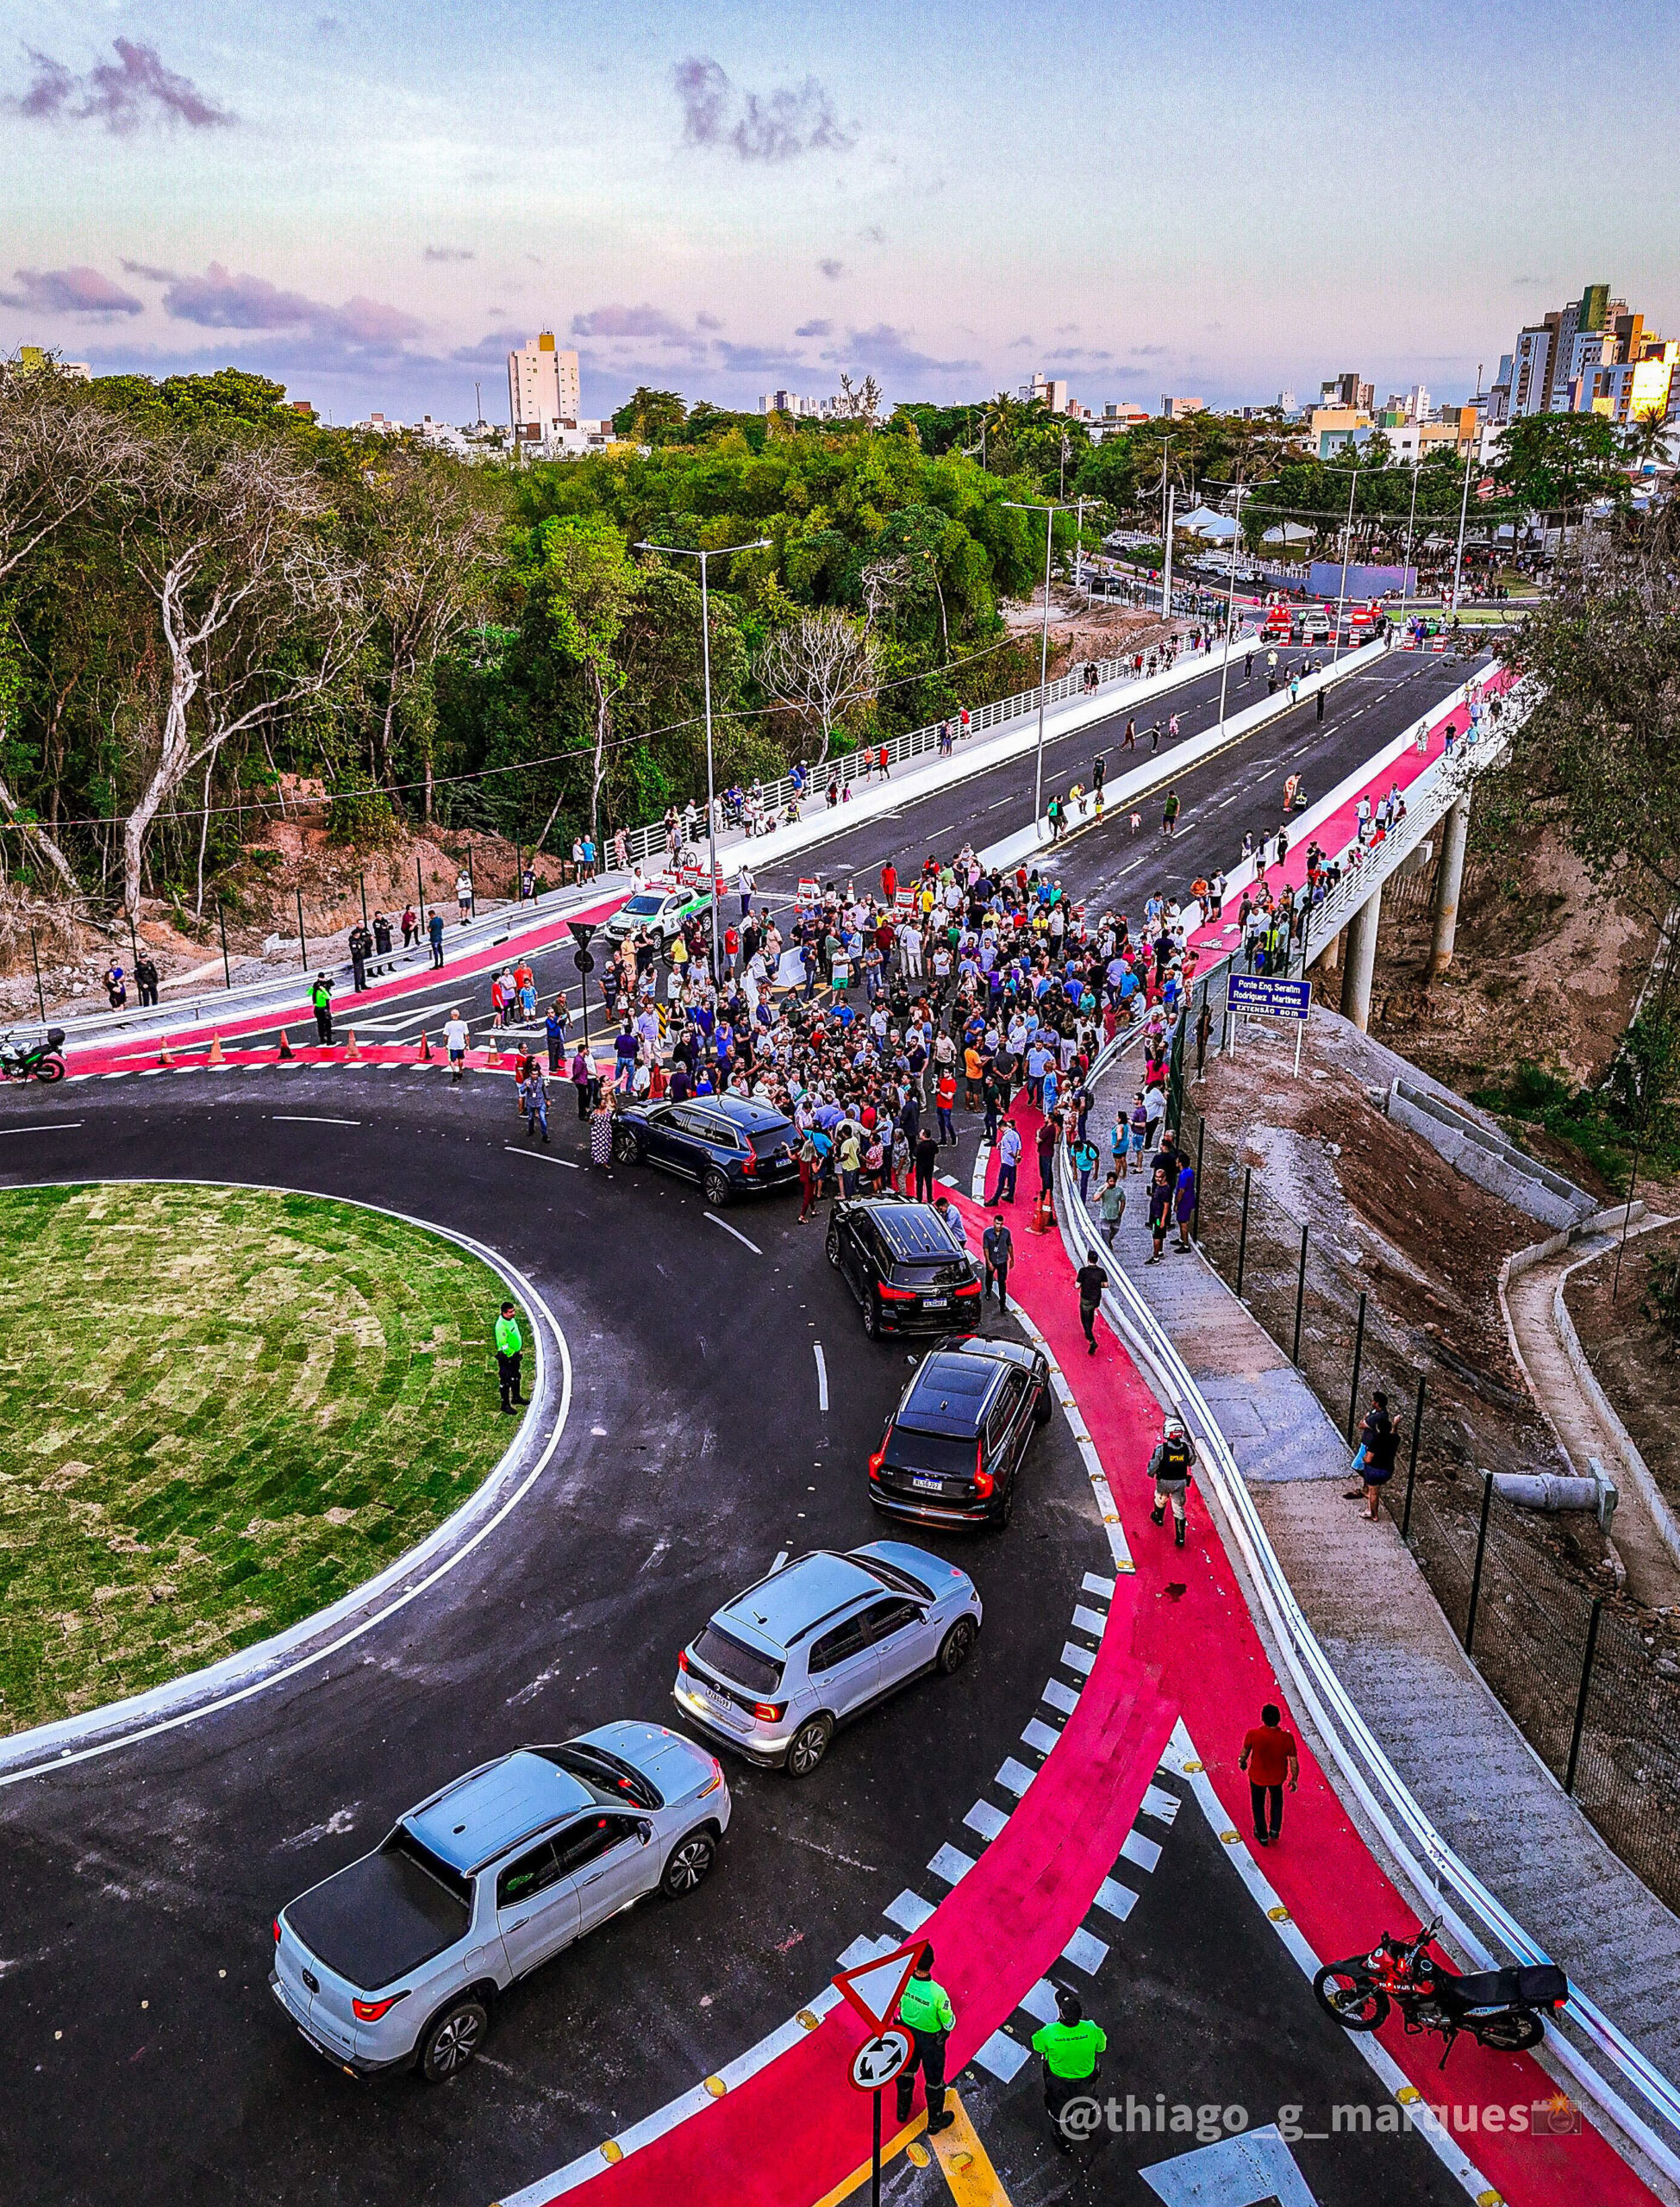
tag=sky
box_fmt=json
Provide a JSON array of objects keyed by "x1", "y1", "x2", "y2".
[{"x1": 4, "y1": 0, "x2": 1678, "y2": 425}]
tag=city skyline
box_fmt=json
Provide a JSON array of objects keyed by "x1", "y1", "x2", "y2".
[{"x1": 5, "y1": 0, "x2": 1679, "y2": 422}]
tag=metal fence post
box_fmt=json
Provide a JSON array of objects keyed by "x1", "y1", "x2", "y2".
[
  {"x1": 1401, "y1": 1372, "x2": 1426, "y2": 1539},
  {"x1": 217, "y1": 901, "x2": 232, "y2": 990},
  {"x1": 1464, "y1": 1470, "x2": 1494, "y2": 1654},
  {"x1": 296, "y1": 887, "x2": 309, "y2": 972},
  {"x1": 1192, "y1": 1118, "x2": 1204, "y2": 1241},
  {"x1": 1290, "y1": 1226, "x2": 1308, "y2": 1365},
  {"x1": 1564, "y1": 1596, "x2": 1604, "y2": 1797},
  {"x1": 1345, "y1": 1291, "x2": 1367, "y2": 1441},
  {"x1": 1234, "y1": 1168, "x2": 1252, "y2": 1297}
]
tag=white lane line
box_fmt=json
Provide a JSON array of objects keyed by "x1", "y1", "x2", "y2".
[
  {"x1": 1071, "y1": 1603, "x2": 1107, "y2": 1635},
  {"x1": 1041, "y1": 1677, "x2": 1081, "y2": 1716},
  {"x1": 1082, "y1": 1572, "x2": 1116, "y2": 1600},
  {"x1": 1121, "y1": 1828, "x2": 1164, "y2": 1873},
  {"x1": 271, "y1": 1115, "x2": 361, "y2": 1127},
  {"x1": 1060, "y1": 1640, "x2": 1096, "y2": 1677},
  {"x1": 1021, "y1": 1716, "x2": 1061, "y2": 1756},
  {"x1": 927, "y1": 1842, "x2": 975, "y2": 1885},
  {"x1": 0, "y1": 1122, "x2": 84, "y2": 1135},
  {"x1": 813, "y1": 1341, "x2": 828, "y2": 1413},
  {"x1": 995, "y1": 1755, "x2": 1037, "y2": 1797},
  {"x1": 1061, "y1": 1925, "x2": 1109, "y2": 1974},
  {"x1": 965, "y1": 1798, "x2": 1009, "y2": 1842},
  {"x1": 1093, "y1": 1874, "x2": 1140, "y2": 1922},
  {"x1": 102, "y1": 1071, "x2": 133, "y2": 1079},
  {"x1": 884, "y1": 1890, "x2": 935, "y2": 1935},
  {"x1": 771, "y1": 1548, "x2": 790, "y2": 1572},
  {"x1": 1016, "y1": 1979, "x2": 1060, "y2": 2024},
  {"x1": 704, "y1": 1212, "x2": 762, "y2": 1254},
  {"x1": 503, "y1": 1145, "x2": 579, "y2": 1168},
  {"x1": 971, "y1": 2029, "x2": 1032, "y2": 2083},
  {"x1": 1141, "y1": 1783, "x2": 1182, "y2": 1826}
]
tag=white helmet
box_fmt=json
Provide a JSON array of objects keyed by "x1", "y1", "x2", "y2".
[{"x1": 1165, "y1": 1416, "x2": 1187, "y2": 1441}]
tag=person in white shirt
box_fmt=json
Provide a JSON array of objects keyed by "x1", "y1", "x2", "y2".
[{"x1": 444, "y1": 1010, "x2": 471, "y2": 1078}]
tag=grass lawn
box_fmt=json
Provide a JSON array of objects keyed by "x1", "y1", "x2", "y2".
[{"x1": 0, "y1": 1183, "x2": 516, "y2": 1736}]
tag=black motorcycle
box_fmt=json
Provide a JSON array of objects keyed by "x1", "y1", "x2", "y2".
[
  {"x1": 1314, "y1": 1918, "x2": 1566, "y2": 2066},
  {"x1": 0, "y1": 1027, "x2": 67, "y2": 1083}
]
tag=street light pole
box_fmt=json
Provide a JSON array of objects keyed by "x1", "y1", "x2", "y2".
[
  {"x1": 1449, "y1": 363, "x2": 1483, "y2": 616},
  {"x1": 635, "y1": 536, "x2": 771, "y2": 984},
  {"x1": 1002, "y1": 500, "x2": 1061, "y2": 830},
  {"x1": 1402, "y1": 455, "x2": 1421, "y2": 614},
  {"x1": 1331, "y1": 464, "x2": 1360, "y2": 664},
  {"x1": 1215, "y1": 483, "x2": 1251, "y2": 735}
]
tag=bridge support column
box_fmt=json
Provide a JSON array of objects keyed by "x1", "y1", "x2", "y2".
[
  {"x1": 1427, "y1": 796, "x2": 1471, "y2": 980},
  {"x1": 1340, "y1": 883, "x2": 1383, "y2": 1033},
  {"x1": 1314, "y1": 927, "x2": 1343, "y2": 975}
]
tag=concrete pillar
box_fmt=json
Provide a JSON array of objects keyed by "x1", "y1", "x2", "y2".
[
  {"x1": 1314, "y1": 927, "x2": 1343, "y2": 975},
  {"x1": 1340, "y1": 882, "x2": 1383, "y2": 1032},
  {"x1": 1427, "y1": 796, "x2": 1471, "y2": 980}
]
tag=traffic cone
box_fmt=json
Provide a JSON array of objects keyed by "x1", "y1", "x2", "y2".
[
  {"x1": 1031, "y1": 1187, "x2": 1056, "y2": 1235},
  {"x1": 208, "y1": 1032, "x2": 225, "y2": 1066},
  {"x1": 487, "y1": 1034, "x2": 503, "y2": 1066},
  {"x1": 278, "y1": 1028, "x2": 294, "y2": 1060},
  {"x1": 158, "y1": 1039, "x2": 173, "y2": 1066},
  {"x1": 346, "y1": 1028, "x2": 361, "y2": 1061},
  {"x1": 417, "y1": 1030, "x2": 431, "y2": 1062}
]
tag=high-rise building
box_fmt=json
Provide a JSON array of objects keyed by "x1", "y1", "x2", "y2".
[
  {"x1": 1161, "y1": 394, "x2": 1207, "y2": 420},
  {"x1": 507, "y1": 333, "x2": 581, "y2": 440},
  {"x1": 1320, "y1": 372, "x2": 1373, "y2": 413},
  {"x1": 1502, "y1": 283, "x2": 1672, "y2": 419},
  {"x1": 1021, "y1": 372, "x2": 1071, "y2": 412}
]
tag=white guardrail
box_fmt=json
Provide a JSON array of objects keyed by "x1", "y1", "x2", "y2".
[{"x1": 1051, "y1": 1070, "x2": 1680, "y2": 2190}]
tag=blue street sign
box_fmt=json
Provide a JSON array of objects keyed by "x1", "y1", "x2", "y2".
[{"x1": 1228, "y1": 973, "x2": 1311, "y2": 1020}]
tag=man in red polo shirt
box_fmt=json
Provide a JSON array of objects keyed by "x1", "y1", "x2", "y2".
[{"x1": 1239, "y1": 1702, "x2": 1299, "y2": 1848}]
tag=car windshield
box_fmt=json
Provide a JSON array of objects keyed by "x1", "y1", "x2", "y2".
[
  {"x1": 892, "y1": 1260, "x2": 969, "y2": 1288},
  {"x1": 749, "y1": 1125, "x2": 794, "y2": 1158},
  {"x1": 693, "y1": 1624, "x2": 783, "y2": 1697},
  {"x1": 884, "y1": 1430, "x2": 978, "y2": 1477},
  {"x1": 621, "y1": 895, "x2": 664, "y2": 916}
]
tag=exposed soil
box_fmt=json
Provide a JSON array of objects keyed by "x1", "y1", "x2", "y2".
[{"x1": 1564, "y1": 1220, "x2": 1680, "y2": 1526}]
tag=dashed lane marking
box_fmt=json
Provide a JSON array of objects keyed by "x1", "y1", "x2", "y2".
[
  {"x1": 1041, "y1": 1678, "x2": 1081, "y2": 1717},
  {"x1": 884, "y1": 1890, "x2": 936, "y2": 1934},
  {"x1": 703, "y1": 1212, "x2": 763, "y2": 1255},
  {"x1": 1121, "y1": 1828, "x2": 1164, "y2": 1873},
  {"x1": 1071, "y1": 1603, "x2": 1107, "y2": 1635},
  {"x1": 271, "y1": 1115, "x2": 362, "y2": 1127},
  {"x1": 965, "y1": 1798, "x2": 1009, "y2": 1843},
  {"x1": 969, "y1": 2029, "x2": 1032, "y2": 2084},
  {"x1": 1021, "y1": 1717, "x2": 1061, "y2": 1756},
  {"x1": 1060, "y1": 1925, "x2": 1109, "y2": 1974},
  {"x1": 1093, "y1": 1873, "x2": 1140, "y2": 1922},
  {"x1": 995, "y1": 1756, "x2": 1037, "y2": 1797},
  {"x1": 1060, "y1": 1640, "x2": 1096, "y2": 1677},
  {"x1": 1082, "y1": 1571, "x2": 1117, "y2": 1599},
  {"x1": 813, "y1": 1341, "x2": 828, "y2": 1412},
  {"x1": 0, "y1": 1122, "x2": 83, "y2": 1135},
  {"x1": 927, "y1": 1842, "x2": 975, "y2": 1885},
  {"x1": 503, "y1": 1145, "x2": 580, "y2": 1168}
]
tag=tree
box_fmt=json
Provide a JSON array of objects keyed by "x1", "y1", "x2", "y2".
[
  {"x1": 1492, "y1": 412, "x2": 1627, "y2": 525},
  {"x1": 834, "y1": 372, "x2": 883, "y2": 425},
  {"x1": 540, "y1": 514, "x2": 636, "y2": 838},
  {"x1": 756, "y1": 608, "x2": 880, "y2": 766},
  {"x1": 612, "y1": 386, "x2": 687, "y2": 442}
]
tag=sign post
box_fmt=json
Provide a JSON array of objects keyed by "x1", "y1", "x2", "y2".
[
  {"x1": 1227, "y1": 972, "x2": 1311, "y2": 1078},
  {"x1": 568, "y1": 920, "x2": 596, "y2": 1053},
  {"x1": 833, "y1": 1941, "x2": 927, "y2": 2207}
]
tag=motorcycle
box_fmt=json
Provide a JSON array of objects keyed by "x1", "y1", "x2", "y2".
[
  {"x1": 0, "y1": 1027, "x2": 67, "y2": 1083},
  {"x1": 1313, "y1": 1918, "x2": 1566, "y2": 2066}
]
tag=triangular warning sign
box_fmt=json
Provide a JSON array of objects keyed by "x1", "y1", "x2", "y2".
[{"x1": 831, "y1": 1941, "x2": 926, "y2": 2035}]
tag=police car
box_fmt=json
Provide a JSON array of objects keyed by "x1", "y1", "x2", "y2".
[{"x1": 604, "y1": 878, "x2": 715, "y2": 947}]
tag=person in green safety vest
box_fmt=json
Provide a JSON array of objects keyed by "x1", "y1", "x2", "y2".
[
  {"x1": 1032, "y1": 1985, "x2": 1107, "y2": 2147},
  {"x1": 894, "y1": 1943, "x2": 955, "y2": 2135},
  {"x1": 494, "y1": 1301, "x2": 526, "y2": 1416}
]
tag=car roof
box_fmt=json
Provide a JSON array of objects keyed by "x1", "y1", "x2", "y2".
[
  {"x1": 900, "y1": 1350, "x2": 1005, "y2": 1435},
  {"x1": 715, "y1": 1550, "x2": 883, "y2": 1654},
  {"x1": 404, "y1": 1750, "x2": 595, "y2": 1873},
  {"x1": 710, "y1": 1096, "x2": 791, "y2": 1130},
  {"x1": 857, "y1": 1200, "x2": 962, "y2": 1260}
]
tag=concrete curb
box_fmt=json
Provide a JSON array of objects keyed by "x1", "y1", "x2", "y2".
[
  {"x1": 0, "y1": 1179, "x2": 574, "y2": 1781},
  {"x1": 1552, "y1": 1238, "x2": 1680, "y2": 1574}
]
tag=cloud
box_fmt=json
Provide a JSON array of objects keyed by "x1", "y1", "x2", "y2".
[
  {"x1": 149, "y1": 262, "x2": 422, "y2": 353},
  {"x1": 6, "y1": 38, "x2": 234, "y2": 133},
  {"x1": 424, "y1": 246, "x2": 474, "y2": 263},
  {"x1": 695, "y1": 310, "x2": 722, "y2": 331},
  {"x1": 571, "y1": 303, "x2": 690, "y2": 341},
  {"x1": 822, "y1": 323, "x2": 979, "y2": 382},
  {"x1": 1511, "y1": 275, "x2": 1551, "y2": 288},
  {"x1": 819, "y1": 258, "x2": 845, "y2": 281},
  {"x1": 1009, "y1": 334, "x2": 1034, "y2": 350},
  {"x1": 711, "y1": 340, "x2": 814, "y2": 378},
  {"x1": 1129, "y1": 343, "x2": 1169, "y2": 357},
  {"x1": 857, "y1": 225, "x2": 885, "y2": 245},
  {"x1": 1046, "y1": 345, "x2": 1113, "y2": 364},
  {"x1": 121, "y1": 258, "x2": 179, "y2": 283},
  {"x1": 315, "y1": 16, "x2": 342, "y2": 33},
  {"x1": 675, "y1": 55, "x2": 856, "y2": 162},
  {"x1": 794, "y1": 318, "x2": 834, "y2": 339},
  {"x1": 0, "y1": 264, "x2": 144, "y2": 316}
]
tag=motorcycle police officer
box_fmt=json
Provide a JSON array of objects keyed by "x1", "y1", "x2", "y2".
[{"x1": 895, "y1": 1944, "x2": 955, "y2": 2136}]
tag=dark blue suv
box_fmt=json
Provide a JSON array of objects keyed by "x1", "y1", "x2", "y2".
[{"x1": 611, "y1": 1095, "x2": 799, "y2": 1206}]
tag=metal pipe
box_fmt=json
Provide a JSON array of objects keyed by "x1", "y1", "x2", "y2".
[
  {"x1": 1346, "y1": 1291, "x2": 1367, "y2": 1442},
  {"x1": 1401, "y1": 1372, "x2": 1426, "y2": 1540},
  {"x1": 1464, "y1": 1469, "x2": 1494, "y2": 1654},
  {"x1": 296, "y1": 887, "x2": 309, "y2": 972},
  {"x1": 1192, "y1": 1117, "x2": 1204, "y2": 1242},
  {"x1": 1564, "y1": 1596, "x2": 1604, "y2": 1797},
  {"x1": 218, "y1": 902, "x2": 232, "y2": 990},
  {"x1": 1234, "y1": 1167, "x2": 1251, "y2": 1297},
  {"x1": 30, "y1": 926, "x2": 47, "y2": 1022},
  {"x1": 1290, "y1": 1225, "x2": 1308, "y2": 1365}
]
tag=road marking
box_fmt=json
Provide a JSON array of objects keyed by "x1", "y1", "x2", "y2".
[
  {"x1": 1121, "y1": 1828, "x2": 1163, "y2": 1873},
  {"x1": 771, "y1": 1548, "x2": 790, "y2": 1572},
  {"x1": 1082, "y1": 1571, "x2": 1116, "y2": 1599},
  {"x1": 102, "y1": 1070, "x2": 132, "y2": 1079},
  {"x1": 836, "y1": 1932, "x2": 897, "y2": 1971},
  {"x1": 1060, "y1": 1640, "x2": 1096, "y2": 1677},
  {"x1": 503, "y1": 1145, "x2": 579, "y2": 1168},
  {"x1": 884, "y1": 1889, "x2": 935, "y2": 1934},
  {"x1": 704, "y1": 1212, "x2": 762, "y2": 1254},
  {"x1": 1061, "y1": 1925, "x2": 1109, "y2": 1973},
  {"x1": 930, "y1": 2091, "x2": 1015, "y2": 2204},
  {"x1": 1141, "y1": 1782, "x2": 1182, "y2": 1825},
  {"x1": 970, "y1": 1140, "x2": 991, "y2": 1203},
  {"x1": 0, "y1": 1121, "x2": 83, "y2": 1135},
  {"x1": 1041, "y1": 1677, "x2": 1081, "y2": 1716},
  {"x1": 271, "y1": 1115, "x2": 362, "y2": 1127},
  {"x1": 1071, "y1": 1603, "x2": 1107, "y2": 1635},
  {"x1": 1093, "y1": 1873, "x2": 1140, "y2": 1922},
  {"x1": 964, "y1": 1798, "x2": 1009, "y2": 1842},
  {"x1": 813, "y1": 1340, "x2": 828, "y2": 1411},
  {"x1": 995, "y1": 1755, "x2": 1036, "y2": 1797},
  {"x1": 1016, "y1": 1978, "x2": 1060, "y2": 2024},
  {"x1": 969, "y1": 2029, "x2": 1031, "y2": 2083},
  {"x1": 927, "y1": 1841, "x2": 975, "y2": 1885},
  {"x1": 1021, "y1": 1716, "x2": 1061, "y2": 1756}
]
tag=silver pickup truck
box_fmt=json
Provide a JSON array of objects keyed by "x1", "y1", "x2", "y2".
[{"x1": 271, "y1": 1722, "x2": 729, "y2": 2081}]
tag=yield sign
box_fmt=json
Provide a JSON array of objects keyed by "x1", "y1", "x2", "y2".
[{"x1": 831, "y1": 1940, "x2": 926, "y2": 2035}]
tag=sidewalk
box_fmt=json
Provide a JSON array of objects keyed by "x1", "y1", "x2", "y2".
[{"x1": 1085, "y1": 1107, "x2": 1680, "y2": 2099}]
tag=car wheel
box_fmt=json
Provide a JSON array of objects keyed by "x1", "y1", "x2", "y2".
[
  {"x1": 417, "y1": 1997, "x2": 489, "y2": 2084},
  {"x1": 613, "y1": 1126, "x2": 641, "y2": 1165},
  {"x1": 825, "y1": 1227, "x2": 842, "y2": 1268},
  {"x1": 785, "y1": 1715, "x2": 833, "y2": 1778},
  {"x1": 703, "y1": 1167, "x2": 731, "y2": 1208},
  {"x1": 659, "y1": 1829, "x2": 717, "y2": 1898},
  {"x1": 990, "y1": 1479, "x2": 1015, "y2": 1531},
  {"x1": 861, "y1": 1293, "x2": 881, "y2": 1339},
  {"x1": 1032, "y1": 1383, "x2": 1053, "y2": 1428},
  {"x1": 937, "y1": 1618, "x2": 978, "y2": 1674}
]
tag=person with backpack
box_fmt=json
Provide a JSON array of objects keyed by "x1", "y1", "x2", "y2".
[{"x1": 1147, "y1": 1417, "x2": 1196, "y2": 1547}]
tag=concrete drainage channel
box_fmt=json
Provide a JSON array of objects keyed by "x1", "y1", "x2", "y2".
[{"x1": 1052, "y1": 1036, "x2": 1680, "y2": 2198}]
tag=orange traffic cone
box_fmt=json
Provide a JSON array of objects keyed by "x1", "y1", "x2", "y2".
[
  {"x1": 487, "y1": 1034, "x2": 503, "y2": 1067},
  {"x1": 278, "y1": 1028, "x2": 294, "y2": 1060},
  {"x1": 417, "y1": 1030, "x2": 431, "y2": 1062},
  {"x1": 1031, "y1": 1187, "x2": 1056, "y2": 1235},
  {"x1": 346, "y1": 1028, "x2": 361, "y2": 1061},
  {"x1": 159, "y1": 1039, "x2": 173, "y2": 1066},
  {"x1": 208, "y1": 1032, "x2": 226, "y2": 1066}
]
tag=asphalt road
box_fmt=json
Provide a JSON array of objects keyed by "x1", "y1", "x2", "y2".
[{"x1": 0, "y1": 1072, "x2": 1460, "y2": 2207}]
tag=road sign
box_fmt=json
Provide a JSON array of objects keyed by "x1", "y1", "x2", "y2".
[
  {"x1": 567, "y1": 920, "x2": 596, "y2": 951},
  {"x1": 572, "y1": 948, "x2": 595, "y2": 973},
  {"x1": 1228, "y1": 974, "x2": 1310, "y2": 1020},
  {"x1": 831, "y1": 1940, "x2": 926, "y2": 2035},
  {"x1": 848, "y1": 2029, "x2": 912, "y2": 2094}
]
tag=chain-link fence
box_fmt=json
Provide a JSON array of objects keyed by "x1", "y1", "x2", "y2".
[{"x1": 1167, "y1": 1060, "x2": 1680, "y2": 1915}]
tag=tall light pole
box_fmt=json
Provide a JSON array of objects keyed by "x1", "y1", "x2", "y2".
[
  {"x1": 635, "y1": 537, "x2": 770, "y2": 982},
  {"x1": 1071, "y1": 494, "x2": 1091, "y2": 595},
  {"x1": 1002, "y1": 499, "x2": 1063, "y2": 828},
  {"x1": 1401, "y1": 454, "x2": 1421, "y2": 611},
  {"x1": 1331, "y1": 463, "x2": 1360, "y2": 663},
  {"x1": 1449, "y1": 362, "x2": 1483, "y2": 616},
  {"x1": 1214, "y1": 482, "x2": 1252, "y2": 734}
]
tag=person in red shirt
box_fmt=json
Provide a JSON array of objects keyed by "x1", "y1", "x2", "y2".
[
  {"x1": 1239, "y1": 1703, "x2": 1299, "y2": 1848},
  {"x1": 881, "y1": 861, "x2": 897, "y2": 904}
]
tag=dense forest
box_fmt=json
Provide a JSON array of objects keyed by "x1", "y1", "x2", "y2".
[{"x1": 0, "y1": 360, "x2": 1647, "y2": 929}]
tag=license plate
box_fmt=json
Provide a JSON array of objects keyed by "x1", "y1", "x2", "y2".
[
  {"x1": 923, "y1": 1296, "x2": 948, "y2": 1309},
  {"x1": 912, "y1": 1475, "x2": 944, "y2": 1492}
]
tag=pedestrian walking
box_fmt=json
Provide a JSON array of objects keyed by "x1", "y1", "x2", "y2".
[
  {"x1": 1238, "y1": 1702, "x2": 1299, "y2": 1848},
  {"x1": 1033, "y1": 1987, "x2": 1108, "y2": 2150},
  {"x1": 520, "y1": 1063, "x2": 550, "y2": 1143},
  {"x1": 310, "y1": 972, "x2": 334, "y2": 1044},
  {"x1": 1097, "y1": 1170, "x2": 1125, "y2": 1245},
  {"x1": 1145, "y1": 1162, "x2": 1171, "y2": 1261},
  {"x1": 914, "y1": 1124, "x2": 939, "y2": 1203},
  {"x1": 982, "y1": 1212, "x2": 1014, "y2": 1308},
  {"x1": 590, "y1": 1091, "x2": 615, "y2": 1172},
  {"x1": 1072, "y1": 1132, "x2": 1097, "y2": 1205},
  {"x1": 1173, "y1": 1159, "x2": 1197, "y2": 1250},
  {"x1": 895, "y1": 1947, "x2": 955, "y2": 2137},
  {"x1": 1147, "y1": 1416, "x2": 1196, "y2": 1547},
  {"x1": 990, "y1": 1119, "x2": 1022, "y2": 1204},
  {"x1": 444, "y1": 1008, "x2": 470, "y2": 1077},
  {"x1": 1076, "y1": 1255, "x2": 1105, "y2": 1355},
  {"x1": 1346, "y1": 1387, "x2": 1398, "y2": 1518},
  {"x1": 428, "y1": 910, "x2": 446, "y2": 968},
  {"x1": 494, "y1": 1300, "x2": 526, "y2": 1415}
]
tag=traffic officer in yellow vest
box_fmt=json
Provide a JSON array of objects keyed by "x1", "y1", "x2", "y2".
[
  {"x1": 494, "y1": 1301, "x2": 526, "y2": 1415},
  {"x1": 1031, "y1": 1985, "x2": 1107, "y2": 2148},
  {"x1": 895, "y1": 1944, "x2": 955, "y2": 2135}
]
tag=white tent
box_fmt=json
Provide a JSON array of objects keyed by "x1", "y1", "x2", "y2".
[
  {"x1": 1262, "y1": 522, "x2": 1313, "y2": 546},
  {"x1": 1177, "y1": 504, "x2": 1238, "y2": 541}
]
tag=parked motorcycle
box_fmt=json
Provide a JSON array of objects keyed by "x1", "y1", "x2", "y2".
[
  {"x1": 0, "y1": 1027, "x2": 67, "y2": 1083},
  {"x1": 1313, "y1": 1918, "x2": 1566, "y2": 2066}
]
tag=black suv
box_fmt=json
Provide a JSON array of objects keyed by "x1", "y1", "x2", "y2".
[
  {"x1": 826, "y1": 1198, "x2": 982, "y2": 1338},
  {"x1": 612, "y1": 1095, "x2": 798, "y2": 1206},
  {"x1": 868, "y1": 1336, "x2": 1052, "y2": 1529}
]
